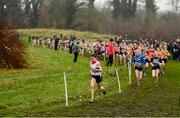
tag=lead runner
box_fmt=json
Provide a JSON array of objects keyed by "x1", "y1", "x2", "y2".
[{"x1": 90, "y1": 55, "x2": 106, "y2": 103}]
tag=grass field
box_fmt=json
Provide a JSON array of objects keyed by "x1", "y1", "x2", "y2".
[
  {"x1": 0, "y1": 36, "x2": 180, "y2": 117},
  {"x1": 0, "y1": 36, "x2": 129, "y2": 116},
  {"x1": 17, "y1": 29, "x2": 114, "y2": 40}
]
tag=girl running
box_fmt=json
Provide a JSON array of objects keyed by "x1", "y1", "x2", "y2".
[
  {"x1": 161, "y1": 48, "x2": 170, "y2": 74},
  {"x1": 150, "y1": 51, "x2": 162, "y2": 86},
  {"x1": 132, "y1": 49, "x2": 145, "y2": 88},
  {"x1": 119, "y1": 45, "x2": 126, "y2": 65},
  {"x1": 141, "y1": 47, "x2": 148, "y2": 77},
  {"x1": 157, "y1": 48, "x2": 164, "y2": 75},
  {"x1": 90, "y1": 55, "x2": 106, "y2": 103}
]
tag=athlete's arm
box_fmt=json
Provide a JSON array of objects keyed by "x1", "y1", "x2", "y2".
[
  {"x1": 150, "y1": 58, "x2": 154, "y2": 67},
  {"x1": 167, "y1": 51, "x2": 171, "y2": 57},
  {"x1": 132, "y1": 57, "x2": 136, "y2": 68},
  {"x1": 97, "y1": 63, "x2": 102, "y2": 72}
]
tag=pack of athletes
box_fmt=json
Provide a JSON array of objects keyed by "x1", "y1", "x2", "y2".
[
  {"x1": 133, "y1": 52, "x2": 146, "y2": 71},
  {"x1": 151, "y1": 56, "x2": 162, "y2": 70},
  {"x1": 90, "y1": 60, "x2": 103, "y2": 83}
]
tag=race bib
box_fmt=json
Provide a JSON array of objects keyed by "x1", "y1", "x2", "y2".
[
  {"x1": 153, "y1": 59, "x2": 159, "y2": 64},
  {"x1": 135, "y1": 62, "x2": 141, "y2": 67}
]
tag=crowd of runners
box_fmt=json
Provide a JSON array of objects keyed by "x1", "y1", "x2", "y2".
[
  {"x1": 29, "y1": 34, "x2": 180, "y2": 102},
  {"x1": 29, "y1": 35, "x2": 180, "y2": 61}
]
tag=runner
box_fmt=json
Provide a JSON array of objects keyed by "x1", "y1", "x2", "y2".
[
  {"x1": 141, "y1": 48, "x2": 148, "y2": 77},
  {"x1": 161, "y1": 47, "x2": 170, "y2": 73},
  {"x1": 32, "y1": 36, "x2": 36, "y2": 47},
  {"x1": 150, "y1": 51, "x2": 162, "y2": 86},
  {"x1": 90, "y1": 55, "x2": 106, "y2": 103},
  {"x1": 132, "y1": 49, "x2": 145, "y2": 88},
  {"x1": 73, "y1": 42, "x2": 80, "y2": 63},
  {"x1": 157, "y1": 48, "x2": 164, "y2": 74},
  {"x1": 119, "y1": 44, "x2": 126, "y2": 65},
  {"x1": 107, "y1": 39, "x2": 114, "y2": 66}
]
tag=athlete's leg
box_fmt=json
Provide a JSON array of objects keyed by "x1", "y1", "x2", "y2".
[
  {"x1": 123, "y1": 54, "x2": 126, "y2": 65},
  {"x1": 90, "y1": 78, "x2": 96, "y2": 102},
  {"x1": 119, "y1": 55, "x2": 122, "y2": 64},
  {"x1": 135, "y1": 70, "x2": 140, "y2": 87},
  {"x1": 152, "y1": 70, "x2": 156, "y2": 78},
  {"x1": 98, "y1": 81, "x2": 106, "y2": 94},
  {"x1": 159, "y1": 63, "x2": 163, "y2": 74},
  {"x1": 161, "y1": 61, "x2": 165, "y2": 74},
  {"x1": 155, "y1": 69, "x2": 160, "y2": 85},
  {"x1": 135, "y1": 69, "x2": 139, "y2": 79},
  {"x1": 146, "y1": 62, "x2": 149, "y2": 68},
  {"x1": 139, "y1": 71, "x2": 143, "y2": 80},
  {"x1": 144, "y1": 62, "x2": 149, "y2": 76}
]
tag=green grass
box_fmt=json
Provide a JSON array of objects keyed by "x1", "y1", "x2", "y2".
[
  {"x1": 31, "y1": 61, "x2": 180, "y2": 117},
  {"x1": 17, "y1": 29, "x2": 114, "y2": 40},
  {"x1": 0, "y1": 36, "x2": 180, "y2": 117},
  {"x1": 0, "y1": 36, "x2": 129, "y2": 116}
]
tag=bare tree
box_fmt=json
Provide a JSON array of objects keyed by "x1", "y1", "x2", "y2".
[
  {"x1": 111, "y1": 0, "x2": 138, "y2": 19},
  {"x1": 0, "y1": 0, "x2": 6, "y2": 20},
  {"x1": 169, "y1": 0, "x2": 180, "y2": 14}
]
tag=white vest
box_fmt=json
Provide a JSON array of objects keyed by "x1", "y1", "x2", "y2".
[{"x1": 90, "y1": 61, "x2": 102, "y2": 76}]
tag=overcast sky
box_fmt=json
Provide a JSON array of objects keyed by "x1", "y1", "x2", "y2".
[{"x1": 94, "y1": 0, "x2": 172, "y2": 12}]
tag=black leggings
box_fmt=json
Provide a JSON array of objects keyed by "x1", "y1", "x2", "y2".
[
  {"x1": 74, "y1": 52, "x2": 79, "y2": 63},
  {"x1": 107, "y1": 54, "x2": 113, "y2": 66}
]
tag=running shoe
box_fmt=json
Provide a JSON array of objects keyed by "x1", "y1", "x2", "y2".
[{"x1": 102, "y1": 89, "x2": 106, "y2": 95}]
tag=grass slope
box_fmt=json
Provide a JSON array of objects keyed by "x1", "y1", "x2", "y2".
[
  {"x1": 0, "y1": 36, "x2": 179, "y2": 117},
  {"x1": 0, "y1": 36, "x2": 128, "y2": 116},
  {"x1": 32, "y1": 61, "x2": 180, "y2": 117},
  {"x1": 17, "y1": 29, "x2": 113, "y2": 40}
]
